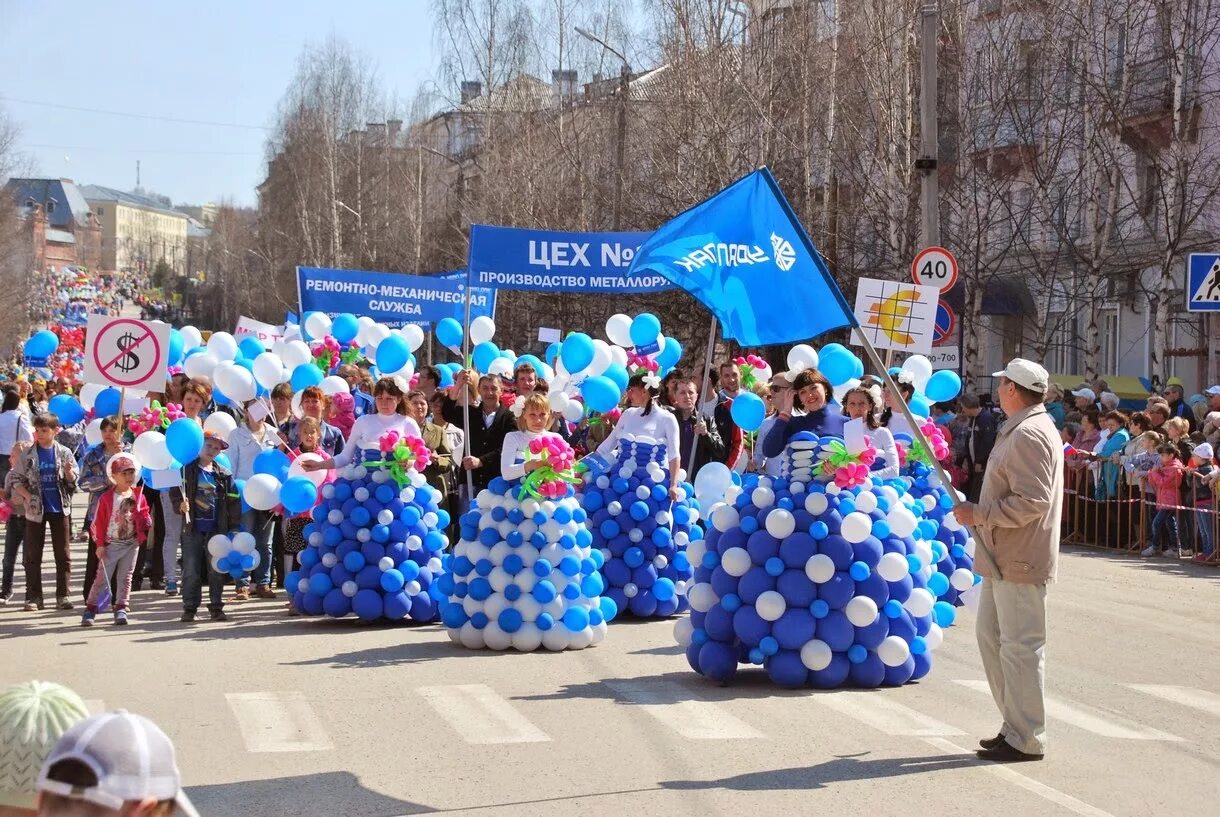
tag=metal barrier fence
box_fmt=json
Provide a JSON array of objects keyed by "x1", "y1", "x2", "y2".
[{"x1": 1061, "y1": 463, "x2": 1219, "y2": 564}]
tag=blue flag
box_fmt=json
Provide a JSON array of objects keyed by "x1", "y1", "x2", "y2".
[{"x1": 627, "y1": 168, "x2": 856, "y2": 346}]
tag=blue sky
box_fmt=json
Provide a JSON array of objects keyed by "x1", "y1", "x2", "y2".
[{"x1": 0, "y1": 1, "x2": 438, "y2": 207}]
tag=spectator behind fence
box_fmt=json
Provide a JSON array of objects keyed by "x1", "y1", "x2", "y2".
[
  {"x1": 0, "y1": 681, "x2": 90, "y2": 816},
  {"x1": 1043, "y1": 384, "x2": 1066, "y2": 430},
  {"x1": 1068, "y1": 412, "x2": 1101, "y2": 474},
  {"x1": 1186, "y1": 442, "x2": 1216, "y2": 562},
  {"x1": 1098, "y1": 392, "x2": 1120, "y2": 413},
  {"x1": 1164, "y1": 381, "x2": 1197, "y2": 433},
  {"x1": 1144, "y1": 444, "x2": 1185, "y2": 558},
  {"x1": 1095, "y1": 412, "x2": 1130, "y2": 500},
  {"x1": 34, "y1": 710, "x2": 199, "y2": 817},
  {"x1": 1164, "y1": 417, "x2": 1193, "y2": 465}
]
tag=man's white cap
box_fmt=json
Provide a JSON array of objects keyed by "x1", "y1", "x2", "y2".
[
  {"x1": 36, "y1": 710, "x2": 198, "y2": 816},
  {"x1": 993, "y1": 358, "x2": 1050, "y2": 394},
  {"x1": 1205, "y1": 385, "x2": 1220, "y2": 396},
  {"x1": 1071, "y1": 387, "x2": 1097, "y2": 400}
]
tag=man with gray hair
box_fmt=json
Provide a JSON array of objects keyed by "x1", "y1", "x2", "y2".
[{"x1": 955, "y1": 358, "x2": 1063, "y2": 763}]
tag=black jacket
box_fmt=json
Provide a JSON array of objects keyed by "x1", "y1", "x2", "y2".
[
  {"x1": 169, "y1": 461, "x2": 241, "y2": 534},
  {"x1": 670, "y1": 407, "x2": 726, "y2": 480},
  {"x1": 441, "y1": 396, "x2": 516, "y2": 490},
  {"x1": 961, "y1": 409, "x2": 999, "y2": 467}
]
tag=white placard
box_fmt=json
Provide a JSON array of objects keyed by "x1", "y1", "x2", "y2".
[
  {"x1": 851, "y1": 278, "x2": 939, "y2": 354},
  {"x1": 148, "y1": 469, "x2": 182, "y2": 490},
  {"x1": 843, "y1": 417, "x2": 867, "y2": 454},
  {"x1": 82, "y1": 315, "x2": 172, "y2": 392},
  {"x1": 234, "y1": 316, "x2": 285, "y2": 348},
  {"x1": 537, "y1": 327, "x2": 562, "y2": 344}
]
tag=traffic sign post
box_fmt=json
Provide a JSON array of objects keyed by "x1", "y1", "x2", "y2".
[
  {"x1": 82, "y1": 316, "x2": 171, "y2": 392},
  {"x1": 1187, "y1": 253, "x2": 1220, "y2": 311},
  {"x1": 912, "y1": 246, "x2": 959, "y2": 292},
  {"x1": 933, "y1": 300, "x2": 957, "y2": 346}
]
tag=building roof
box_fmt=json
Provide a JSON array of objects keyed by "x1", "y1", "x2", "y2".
[
  {"x1": 4, "y1": 178, "x2": 94, "y2": 229},
  {"x1": 79, "y1": 184, "x2": 186, "y2": 218}
]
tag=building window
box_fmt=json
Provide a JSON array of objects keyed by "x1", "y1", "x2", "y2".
[
  {"x1": 96, "y1": 206, "x2": 104, "y2": 216},
  {"x1": 1137, "y1": 154, "x2": 1160, "y2": 219},
  {"x1": 45, "y1": 200, "x2": 56, "y2": 214},
  {"x1": 1100, "y1": 308, "x2": 1120, "y2": 374}
]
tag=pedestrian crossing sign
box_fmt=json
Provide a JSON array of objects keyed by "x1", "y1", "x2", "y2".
[{"x1": 1187, "y1": 253, "x2": 1220, "y2": 311}]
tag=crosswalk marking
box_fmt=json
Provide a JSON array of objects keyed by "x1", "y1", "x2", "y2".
[
  {"x1": 225, "y1": 691, "x2": 334, "y2": 752},
  {"x1": 954, "y1": 680, "x2": 1182, "y2": 741},
  {"x1": 417, "y1": 684, "x2": 549, "y2": 745},
  {"x1": 814, "y1": 691, "x2": 965, "y2": 736},
  {"x1": 921, "y1": 737, "x2": 1119, "y2": 817},
  {"x1": 604, "y1": 680, "x2": 764, "y2": 740},
  {"x1": 1127, "y1": 684, "x2": 1220, "y2": 718}
]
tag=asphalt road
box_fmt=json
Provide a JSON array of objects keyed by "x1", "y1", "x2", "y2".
[{"x1": 4, "y1": 522, "x2": 1218, "y2": 817}]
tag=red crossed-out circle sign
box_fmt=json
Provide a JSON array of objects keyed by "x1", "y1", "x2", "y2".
[
  {"x1": 934, "y1": 300, "x2": 957, "y2": 346},
  {"x1": 912, "y1": 246, "x2": 960, "y2": 292},
  {"x1": 91, "y1": 318, "x2": 163, "y2": 388}
]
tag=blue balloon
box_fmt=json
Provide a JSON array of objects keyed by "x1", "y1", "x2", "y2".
[
  {"x1": 656, "y1": 336, "x2": 682, "y2": 369},
  {"x1": 352, "y1": 588, "x2": 383, "y2": 621},
  {"x1": 437, "y1": 367, "x2": 454, "y2": 389},
  {"x1": 472, "y1": 342, "x2": 501, "y2": 374},
  {"x1": 376, "y1": 334, "x2": 410, "y2": 374},
  {"x1": 47, "y1": 394, "x2": 85, "y2": 426},
  {"x1": 280, "y1": 476, "x2": 318, "y2": 514},
  {"x1": 909, "y1": 394, "x2": 931, "y2": 417},
  {"x1": 238, "y1": 336, "x2": 264, "y2": 361},
  {"x1": 331, "y1": 313, "x2": 360, "y2": 344},
  {"x1": 729, "y1": 391, "x2": 766, "y2": 432},
  {"x1": 214, "y1": 452, "x2": 232, "y2": 471},
  {"x1": 290, "y1": 363, "x2": 323, "y2": 391},
  {"x1": 580, "y1": 375, "x2": 621, "y2": 413},
  {"x1": 94, "y1": 388, "x2": 121, "y2": 418},
  {"x1": 23, "y1": 330, "x2": 58, "y2": 359},
  {"x1": 603, "y1": 362, "x2": 629, "y2": 392},
  {"x1": 560, "y1": 333, "x2": 595, "y2": 374},
  {"x1": 165, "y1": 418, "x2": 204, "y2": 465},
  {"x1": 545, "y1": 342, "x2": 560, "y2": 366},
  {"x1": 818, "y1": 348, "x2": 855, "y2": 386},
  {"x1": 629, "y1": 313, "x2": 661, "y2": 348},
  {"x1": 925, "y1": 370, "x2": 962, "y2": 402},
  {"x1": 436, "y1": 318, "x2": 463, "y2": 349},
  {"x1": 253, "y1": 449, "x2": 291, "y2": 481},
  {"x1": 168, "y1": 329, "x2": 185, "y2": 365}
]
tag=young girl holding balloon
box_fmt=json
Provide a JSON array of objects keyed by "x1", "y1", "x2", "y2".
[{"x1": 282, "y1": 417, "x2": 324, "y2": 614}]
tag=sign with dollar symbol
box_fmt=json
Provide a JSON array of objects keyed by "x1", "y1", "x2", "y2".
[{"x1": 83, "y1": 315, "x2": 171, "y2": 391}]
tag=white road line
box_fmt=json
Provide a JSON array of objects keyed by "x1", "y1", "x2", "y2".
[
  {"x1": 83, "y1": 699, "x2": 105, "y2": 715},
  {"x1": 417, "y1": 684, "x2": 549, "y2": 745},
  {"x1": 604, "y1": 680, "x2": 764, "y2": 740},
  {"x1": 225, "y1": 691, "x2": 334, "y2": 752},
  {"x1": 1127, "y1": 684, "x2": 1220, "y2": 718},
  {"x1": 954, "y1": 680, "x2": 1183, "y2": 741},
  {"x1": 921, "y1": 737, "x2": 1118, "y2": 817},
  {"x1": 813, "y1": 691, "x2": 965, "y2": 736}
]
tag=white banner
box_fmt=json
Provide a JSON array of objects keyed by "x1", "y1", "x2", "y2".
[
  {"x1": 851, "y1": 277, "x2": 939, "y2": 354},
  {"x1": 234, "y1": 316, "x2": 285, "y2": 349},
  {"x1": 82, "y1": 315, "x2": 171, "y2": 392}
]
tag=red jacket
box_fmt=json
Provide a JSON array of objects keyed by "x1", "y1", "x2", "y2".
[
  {"x1": 90, "y1": 486, "x2": 153, "y2": 548},
  {"x1": 1147, "y1": 462, "x2": 1184, "y2": 510}
]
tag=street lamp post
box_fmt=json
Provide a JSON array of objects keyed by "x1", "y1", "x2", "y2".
[{"x1": 575, "y1": 26, "x2": 630, "y2": 230}]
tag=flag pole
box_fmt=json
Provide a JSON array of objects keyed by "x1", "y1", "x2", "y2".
[
  {"x1": 854, "y1": 331, "x2": 1003, "y2": 580},
  {"x1": 461, "y1": 279, "x2": 474, "y2": 499},
  {"x1": 688, "y1": 316, "x2": 718, "y2": 478}
]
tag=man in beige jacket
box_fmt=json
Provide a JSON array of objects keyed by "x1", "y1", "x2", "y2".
[{"x1": 954, "y1": 358, "x2": 1062, "y2": 763}]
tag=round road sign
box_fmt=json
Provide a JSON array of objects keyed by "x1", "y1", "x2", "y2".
[
  {"x1": 912, "y1": 246, "x2": 959, "y2": 292},
  {"x1": 933, "y1": 300, "x2": 957, "y2": 346}
]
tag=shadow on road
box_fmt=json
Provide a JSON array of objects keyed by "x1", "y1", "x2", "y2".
[
  {"x1": 186, "y1": 770, "x2": 435, "y2": 816},
  {"x1": 661, "y1": 752, "x2": 976, "y2": 792},
  {"x1": 516, "y1": 668, "x2": 886, "y2": 705}
]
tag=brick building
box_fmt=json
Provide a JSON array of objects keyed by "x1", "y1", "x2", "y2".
[{"x1": 4, "y1": 177, "x2": 103, "y2": 274}]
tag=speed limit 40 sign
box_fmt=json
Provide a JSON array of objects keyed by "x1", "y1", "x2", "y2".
[{"x1": 912, "y1": 246, "x2": 959, "y2": 292}]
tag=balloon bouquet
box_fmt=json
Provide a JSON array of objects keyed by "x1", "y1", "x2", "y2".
[{"x1": 678, "y1": 343, "x2": 978, "y2": 689}]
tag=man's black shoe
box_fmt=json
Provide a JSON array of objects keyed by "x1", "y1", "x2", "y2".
[
  {"x1": 180, "y1": 610, "x2": 196, "y2": 623},
  {"x1": 976, "y1": 742, "x2": 1043, "y2": 763},
  {"x1": 210, "y1": 609, "x2": 228, "y2": 622},
  {"x1": 979, "y1": 733, "x2": 1006, "y2": 750}
]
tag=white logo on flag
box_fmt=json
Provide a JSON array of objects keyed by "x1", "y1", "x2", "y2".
[{"x1": 771, "y1": 233, "x2": 796, "y2": 271}]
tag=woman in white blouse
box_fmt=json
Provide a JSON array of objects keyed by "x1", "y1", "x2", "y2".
[
  {"x1": 842, "y1": 385, "x2": 900, "y2": 479},
  {"x1": 596, "y1": 374, "x2": 682, "y2": 501},
  {"x1": 303, "y1": 377, "x2": 420, "y2": 472},
  {"x1": 501, "y1": 393, "x2": 565, "y2": 481}
]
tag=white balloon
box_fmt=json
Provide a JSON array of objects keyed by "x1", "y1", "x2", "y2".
[
  {"x1": 887, "y1": 507, "x2": 917, "y2": 538},
  {"x1": 804, "y1": 492, "x2": 829, "y2": 515},
  {"x1": 132, "y1": 432, "x2": 172, "y2": 471},
  {"x1": 183, "y1": 352, "x2": 219, "y2": 381},
  {"x1": 673, "y1": 617, "x2": 694, "y2": 648},
  {"x1": 364, "y1": 323, "x2": 391, "y2": 350},
  {"x1": 800, "y1": 638, "x2": 834, "y2": 671},
  {"x1": 180, "y1": 326, "x2": 203, "y2": 351},
  {"x1": 288, "y1": 452, "x2": 328, "y2": 487},
  {"x1": 561, "y1": 400, "x2": 585, "y2": 423},
  {"x1": 609, "y1": 344, "x2": 628, "y2": 367},
  {"x1": 243, "y1": 473, "x2": 282, "y2": 511},
  {"x1": 755, "y1": 590, "x2": 787, "y2": 621},
  {"x1": 320, "y1": 375, "x2": 349, "y2": 397},
  {"x1": 901, "y1": 355, "x2": 934, "y2": 392},
  {"x1": 203, "y1": 412, "x2": 237, "y2": 442},
  {"x1": 230, "y1": 531, "x2": 256, "y2": 554},
  {"x1": 924, "y1": 622, "x2": 944, "y2": 650},
  {"x1": 711, "y1": 505, "x2": 740, "y2": 533},
  {"x1": 845, "y1": 596, "x2": 879, "y2": 627},
  {"x1": 605, "y1": 314, "x2": 633, "y2": 347},
  {"x1": 764, "y1": 508, "x2": 796, "y2": 539},
  {"x1": 355, "y1": 316, "x2": 378, "y2": 346},
  {"x1": 720, "y1": 547, "x2": 752, "y2": 577},
  {"x1": 78, "y1": 383, "x2": 103, "y2": 410},
  {"x1": 280, "y1": 340, "x2": 312, "y2": 370},
  {"x1": 804, "y1": 553, "x2": 835, "y2": 583},
  {"x1": 469, "y1": 316, "x2": 496, "y2": 346},
  {"x1": 252, "y1": 353, "x2": 286, "y2": 389},
  {"x1": 877, "y1": 552, "x2": 910, "y2": 582},
  {"x1": 787, "y1": 344, "x2": 819, "y2": 371},
  {"x1": 840, "y1": 512, "x2": 873, "y2": 544},
  {"x1": 206, "y1": 535, "x2": 230, "y2": 558},
  {"x1": 904, "y1": 587, "x2": 935, "y2": 618},
  {"x1": 304, "y1": 312, "x2": 332, "y2": 340},
  {"x1": 686, "y1": 582, "x2": 717, "y2": 613},
  {"x1": 207, "y1": 332, "x2": 238, "y2": 361},
  {"x1": 548, "y1": 391, "x2": 569, "y2": 412},
  {"x1": 586, "y1": 340, "x2": 612, "y2": 377},
  {"x1": 951, "y1": 567, "x2": 976, "y2": 592},
  {"x1": 877, "y1": 635, "x2": 911, "y2": 667},
  {"x1": 488, "y1": 357, "x2": 513, "y2": 378},
  {"x1": 84, "y1": 421, "x2": 104, "y2": 448},
  {"x1": 213, "y1": 362, "x2": 256, "y2": 404},
  {"x1": 399, "y1": 324, "x2": 425, "y2": 352}
]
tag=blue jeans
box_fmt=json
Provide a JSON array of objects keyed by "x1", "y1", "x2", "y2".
[
  {"x1": 239, "y1": 510, "x2": 274, "y2": 588},
  {"x1": 1151, "y1": 510, "x2": 1179, "y2": 551},
  {"x1": 1196, "y1": 508, "x2": 1215, "y2": 555},
  {"x1": 181, "y1": 529, "x2": 225, "y2": 612}
]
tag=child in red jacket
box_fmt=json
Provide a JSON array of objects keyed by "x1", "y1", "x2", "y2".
[
  {"x1": 82, "y1": 453, "x2": 152, "y2": 625},
  {"x1": 1143, "y1": 444, "x2": 1185, "y2": 558}
]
